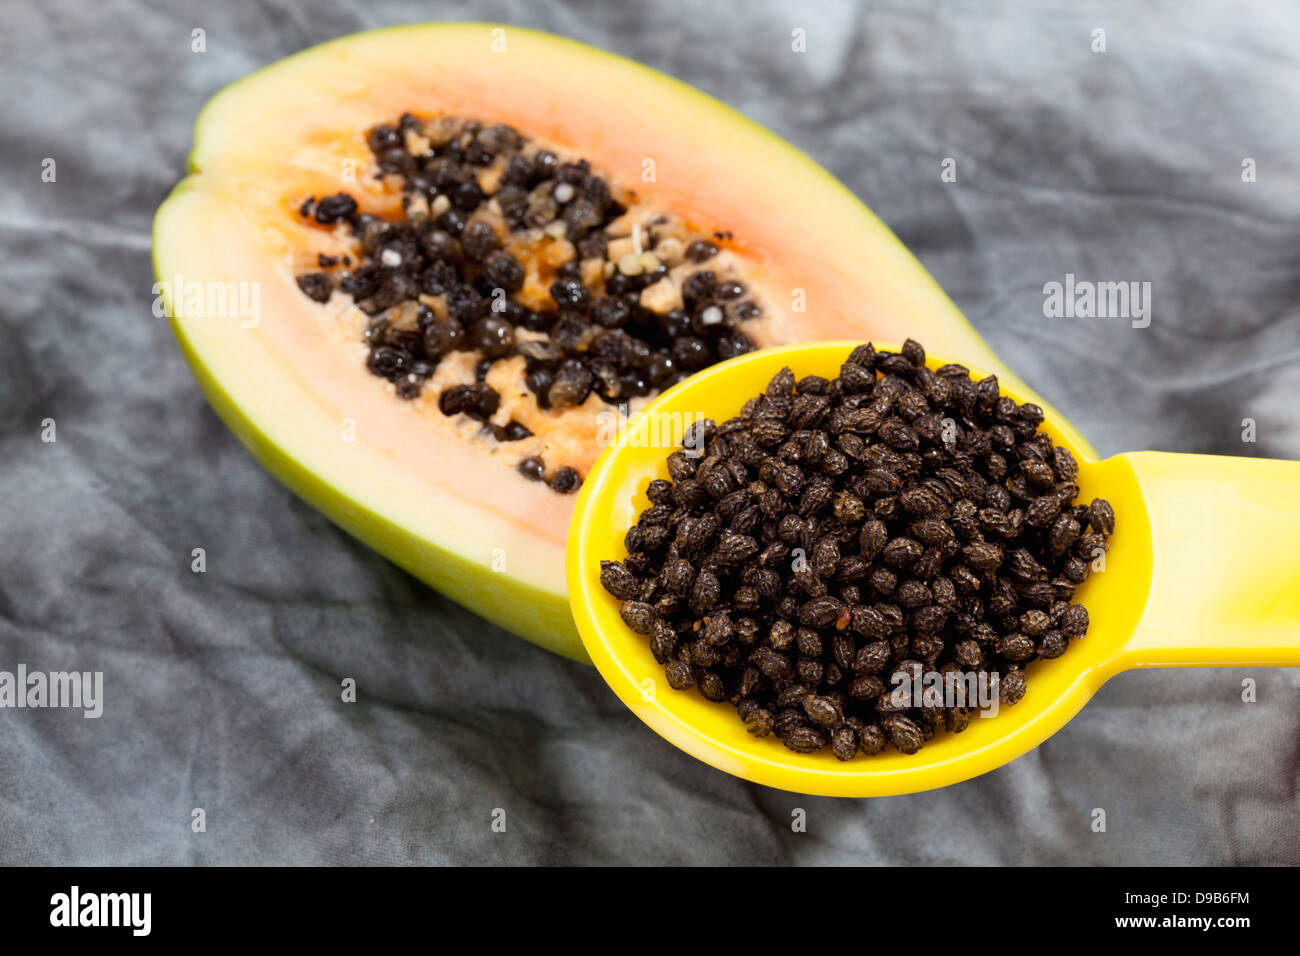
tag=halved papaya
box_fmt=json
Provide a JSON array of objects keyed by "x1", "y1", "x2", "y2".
[{"x1": 153, "y1": 22, "x2": 1094, "y2": 661}]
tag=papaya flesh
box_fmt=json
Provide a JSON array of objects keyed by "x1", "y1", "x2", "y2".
[{"x1": 152, "y1": 23, "x2": 1095, "y2": 662}]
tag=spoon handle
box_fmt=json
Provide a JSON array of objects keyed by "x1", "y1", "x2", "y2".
[{"x1": 1116, "y1": 450, "x2": 1300, "y2": 667}]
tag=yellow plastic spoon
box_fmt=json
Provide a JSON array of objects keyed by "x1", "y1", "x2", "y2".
[{"x1": 566, "y1": 341, "x2": 1300, "y2": 796}]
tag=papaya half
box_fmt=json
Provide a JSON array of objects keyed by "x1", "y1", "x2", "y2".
[{"x1": 152, "y1": 22, "x2": 1095, "y2": 662}]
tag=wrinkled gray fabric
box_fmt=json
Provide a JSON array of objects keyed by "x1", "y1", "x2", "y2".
[{"x1": 1, "y1": 0, "x2": 1297, "y2": 866}]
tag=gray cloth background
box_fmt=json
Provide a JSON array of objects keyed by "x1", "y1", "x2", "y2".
[{"x1": 1, "y1": 0, "x2": 1297, "y2": 865}]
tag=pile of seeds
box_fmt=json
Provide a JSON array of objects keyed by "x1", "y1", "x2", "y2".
[
  {"x1": 599, "y1": 341, "x2": 1115, "y2": 758},
  {"x1": 293, "y1": 114, "x2": 765, "y2": 493}
]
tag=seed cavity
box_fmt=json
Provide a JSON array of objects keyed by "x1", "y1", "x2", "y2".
[{"x1": 294, "y1": 113, "x2": 763, "y2": 494}]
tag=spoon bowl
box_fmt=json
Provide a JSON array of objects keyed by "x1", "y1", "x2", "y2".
[{"x1": 566, "y1": 342, "x2": 1300, "y2": 796}]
